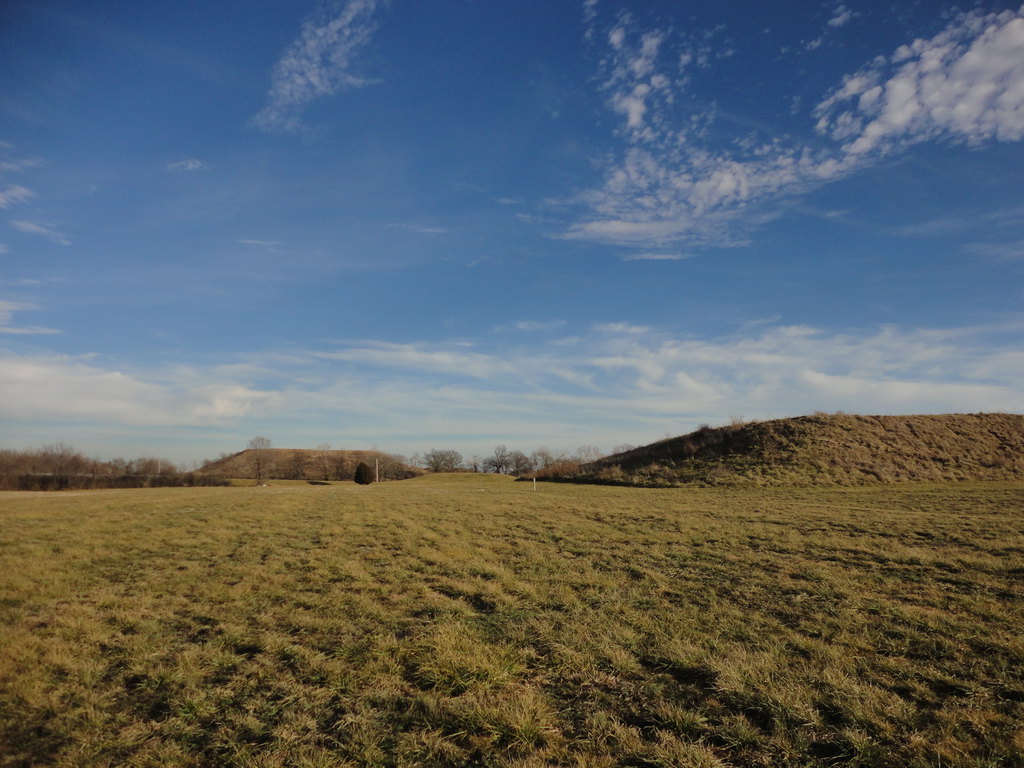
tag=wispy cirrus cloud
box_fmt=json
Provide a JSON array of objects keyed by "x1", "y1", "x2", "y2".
[
  {"x1": 623, "y1": 252, "x2": 692, "y2": 261},
  {"x1": 252, "y1": 0, "x2": 387, "y2": 133},
  {"x1": 964, "y1": 239, "x2": 1024, "y2": 261},
  {"x1": 0, "y1": 184, "x2": 34, "y2": 208},
  {"x1": 568, "y1": 6, "x2": 1024, "y2": 249},
  {"x1": 388, "y1": 223, "x2": 449, "y2": 235},
  {"x1": 166, "y1": 158, "x2": 207, "y2": 172},
  {"x1": 827, "y1": 4, "x2": 855, "y2": 29},
  {"x1": 10, "y1": 220, "x2": 71, "y2": 246},
  {"x1": 505, "y1": 320, "x2": 566, "y2": 332},
  {"x1": 0, "y1": 147, "x2": 40, "y2": 177},
  {"x1": 803, "y1": 3, "x2": 857, "y2": 51},
  {"x1": 0, "y1": 300, "x2": 59, "y2": 335}
]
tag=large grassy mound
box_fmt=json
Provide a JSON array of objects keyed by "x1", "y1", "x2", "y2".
[
  {"x1": 202, "y1": 448, "x2": 418, "y2": 482},
  {"x1": 565, "y1": 413, "x2": 1024, "y2": 486}
]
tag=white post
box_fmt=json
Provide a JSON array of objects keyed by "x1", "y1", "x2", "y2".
[
  {"x1": 533, "y1": 477, "x2": 536, "y2": 491},
  {"x1": 375, "y1": 458, "x2": 379, "y2": 483}
]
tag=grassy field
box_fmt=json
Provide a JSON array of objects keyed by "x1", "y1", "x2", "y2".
[{"x1": 1, "y1": 475, "x2": 1022, "y2": 767}]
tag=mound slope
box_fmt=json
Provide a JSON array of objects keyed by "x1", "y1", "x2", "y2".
[
  {"x1": 201, "y1": 449, "x2": 418, "y2": 482},
  {"x1": 564, "y1": 413, "x2": 1024, "y2": 486}
]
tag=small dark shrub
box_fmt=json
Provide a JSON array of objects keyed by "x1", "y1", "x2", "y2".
[{"x1": 354, "y1": 462, "x2": 374, "y2": 485}]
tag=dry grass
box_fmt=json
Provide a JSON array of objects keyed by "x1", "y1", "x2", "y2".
[
  {"x1": 573, "y1": 413, "x2": 1024, "y2": 487},
  {"x1": 1, "y1": 475, "x2": 1022, "y2": 766}
]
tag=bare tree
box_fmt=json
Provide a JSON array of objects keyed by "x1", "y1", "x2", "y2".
[
  {"x1": 288, "y1": 451, "x2": 307, "y2": 480},
  {"x1": 509, "y1": 450, "x2": 535, "y2": 476},
  {"x1": 333, "y1": 453, "x2": 352, "y2": 481},
  {"x1": 423, "y1": 448, "x2": 463, "y2": 473},
  {"x1": 485, "y1": 445, "x2": 511, "y2": 474},
  {"x1": 378, "y1": 453, "x2": 411, "y2": 481},
  {"x1": 531, "y1": 447, "x2": 562, "y2": 469},
  {"x1": 316, "y1": 443, "x2": 332, "y2": 481},
  {"x1": 42, "y1": 442, "x2": 80, "y2": 486},
  {"x1": 248, "y1": 436, "x2": 273, "y2": 485},
  {"x1": 574, "y1": 444, "x2": 604, "y2": 465}
]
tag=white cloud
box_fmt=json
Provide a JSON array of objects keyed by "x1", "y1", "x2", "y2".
[
  {"x1": 513, "y1": 320, "x2": 566, "y2": 331},
  {"x1": 252, "y1": 0, "x2": 386, "y2": 133},
  {"x1": 313, "y1": 340, "x2": 517, "y2": 380},
  {"x1": 892, "y1": 204, "x2": 1024, "y2": 236},
  {"x1": 593, "y1": 322, "x2": 650, "y2": 335},
  {"x1": 0, "y1": 355, "x2": 277, "y2": 426},
  {"x1": 0, "y1": 184, "x2": 34, "y2": 208},
  {"x1": 827, "y1": 5, "x2": 855, "y2": 29},
  {"x1": 0, "y1": 300, "x2": 58, "y2": 335},
  {"x1": 0, "y1": 326, "x2": 59, "y2": 336},
  {"x1": 0, "y1": 156, "x2": 41, "y2": 177},
  {"x1": 285, "y1": 321, "x2": 1024, "y2": 436},
  {"x1": 389, "y1": 223, "x2": 449, "y2": 235},
  {"x1": 623, "y1": 252, "x2": 691, "y2": 261},
  {"x1": 815, "y1": 7, "x2": 1024, "y2": 155},
  {"x1": 964, "y1": 239, "x2": 1024, "y2": 260},
  {"x1": 583, "y1": 0, "x2": 601, "y2": 42},
  {"x1": 10, "y1": 220, "x2": 71, "y2": 246},
  {"x1": 166, "y1": 158, "x2": 207, "y2": 172},
  {"x1": 569, "y1": 7, "x2": 1024, "y2": 248},
  {"x1": 239, "y1": 239, "x2": 285, "y2": 247}
]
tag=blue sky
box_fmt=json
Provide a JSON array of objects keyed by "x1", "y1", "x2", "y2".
[{"x1": 2, "y1": 0, "x2": 1023, "y2": 465}]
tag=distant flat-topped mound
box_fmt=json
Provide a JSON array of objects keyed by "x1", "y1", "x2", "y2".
[
  {"x1": 553, "y1": 413, "x2": 1024, "y2": 486},
  {"x1": 201, "y1": 448, "x2": 418, "y2": 482}
]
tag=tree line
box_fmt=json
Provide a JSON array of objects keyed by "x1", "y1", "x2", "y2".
[
  {"x1": 0, "y1": 437, "x2": 635, "y2": 491},
  {"x1": 0, "y1": 443, "x2": 227, "y2": 491},
  {"x1": 415, "y1": 443, "x2": 631, "y2": 477}
]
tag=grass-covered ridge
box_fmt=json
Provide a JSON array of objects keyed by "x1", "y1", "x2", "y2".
[
  {"x1": 1, "y1": 475, "x2": 1022, "y2": 766},
  {"x1": 557, "y1": 412, "x2": 1024, "y2": 487}
]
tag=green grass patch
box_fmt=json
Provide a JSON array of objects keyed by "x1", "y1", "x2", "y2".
[{"x1": 1, "y1": 476, "x2": 1022, "y2": 766}]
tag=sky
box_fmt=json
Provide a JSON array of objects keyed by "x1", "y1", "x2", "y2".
[{"x1": 2, "y1": 0, "x2": 1024, "y2": 465}]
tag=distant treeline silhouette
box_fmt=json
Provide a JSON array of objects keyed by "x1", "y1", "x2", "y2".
[{"x1": 0, "y1": 443, "x2": 228, "y2": 491}]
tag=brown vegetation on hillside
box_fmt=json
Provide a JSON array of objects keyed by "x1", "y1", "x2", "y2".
[
  {"x1": 200, "y1": 448, "x2": 419, "y2": 483},
  {"x1": 533, "y1": 413, "x2": 1024, "y2": 487}
]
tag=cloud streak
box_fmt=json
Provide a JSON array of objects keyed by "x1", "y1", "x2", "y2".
[
  {"x1": 166, "y1": 158, "x2": 207, "y2": 172},
  {"x1": 0, "y1": 300, "x2": 58, "y2": 335},
  {"x1": 10, "y1": 220, "x2": 72, "y2": 246},
  {"x1": 0, "y1": 356, "x2": 277, "y2": 427},
  {"x1": 252, "y1": 0, "x2": 386, "y2": 133},
  {"x1": 0, "y1": 185, "x2": 34, "y2": 208}
]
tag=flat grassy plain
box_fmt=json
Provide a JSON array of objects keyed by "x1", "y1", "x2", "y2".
[{"x1": 1, "y1": 475, "x2": 1022, "y2": 767}]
